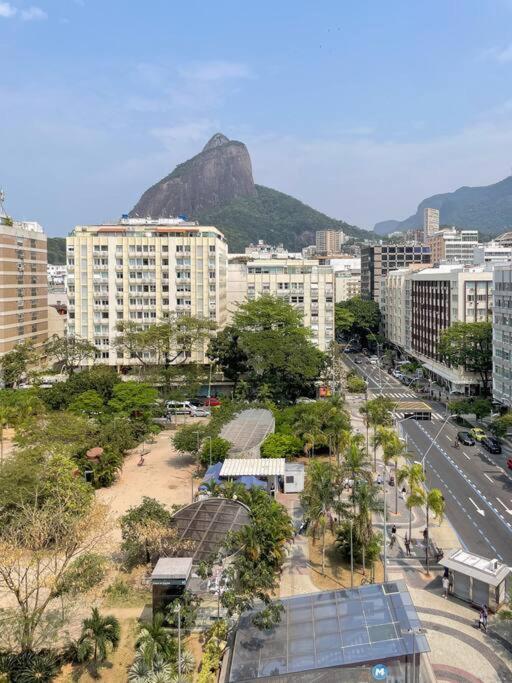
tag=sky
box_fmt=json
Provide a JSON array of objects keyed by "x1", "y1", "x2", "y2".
[{"x1": 3, "y1": 0, "x2": 512, "y2": 235}]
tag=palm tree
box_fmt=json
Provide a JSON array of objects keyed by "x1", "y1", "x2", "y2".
[
  {"x1": 293, "y1": 410, "x2": 323, "y2": 457},
  {"x1": 136, "y1": 612, "x2": 176, "y2": 666},
  {"x1": 397, "y1": 463, "x2": 426, "y2": 541},
  {"x1": 376, "y1": 426, "x2": 408, "y2": 514},
  {"x1": 360, "y1": 397, "x2": 397, "y2": 471},
  {"x1": 300, "y1": 460, "x2": 343, "y2": 573},
  {"x1": 353, "y1": 480, "x2": 383, "y2": 575},
  {"x1": 425, "y1": 488, "x2": 445, "y2": 574},
  {"x1": 405, "y1": 488, "x2": 425, "y2": 550},
  {"x1": 80, "y1": 607, "x2": 120, "y2": 674},
  {"x1": 343, "y1": 437, "x2": 371, "y2": 510},
  {"x1": 238, "y1": 524, "x2": 261, "y2": 562}
]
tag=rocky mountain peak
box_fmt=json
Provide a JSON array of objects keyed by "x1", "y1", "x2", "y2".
[{"x1": 203, "y1": 133, "x2": 230, "y2": 152}]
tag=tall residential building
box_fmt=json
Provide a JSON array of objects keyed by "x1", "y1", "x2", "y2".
[
  {"x1": 493, "y1": 265, "x2": 512, "y2": 407},
  {"x1": 381, "y1": 265, "x2": 493, "y2": 394},
  {"x1": 423, "y1": 207, "x2": 440, "y2": 238},
  {"x1": 428, "y1": 229, "x2": 479, "y2": 265},
  {"x1": 227, "y1": 257, "x2": 335, "y2": 351},
  {"x1": 66, "y1": 218, "x2": 227, "y2": 366},
  {"x1": 0, "y1": 215, "x2": 48, "y2": 356},
  {"x1": 315, "y1": 229, "x2": 346, "y2": 256},
  {"x1": 329, "y1": 258, "x2": 361, "y2": 302},
  {"x1": 360, "y1": 244, "x2": 431, "y2": 301}
]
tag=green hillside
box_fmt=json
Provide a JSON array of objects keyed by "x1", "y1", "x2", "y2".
[
  {"x1": 47, "y1": 237, "x2": 66, "y2": 264},
  {"x1": 198, "y1": 185, "x2": 371, "y2": 252}
]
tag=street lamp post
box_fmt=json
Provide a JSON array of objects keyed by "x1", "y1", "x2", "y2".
[
  {"x1": 350, "y1": 518, "x2": 354, "y2": 588},
  {"x1": 383, "y1": 476, "x2": 388, "y2": 583},
  {"x1": 401, "y1": 627, "x2": 427, "y2": 683},
  {"x1": 175, "y1": 602, "x2": 182, "y2": 676}
]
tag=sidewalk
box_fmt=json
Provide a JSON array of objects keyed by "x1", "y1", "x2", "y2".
[{"x1": 344, "y1": 397, "x2": 512, "y2": 682}]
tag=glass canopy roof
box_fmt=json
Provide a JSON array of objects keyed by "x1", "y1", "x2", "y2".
[{"x1": 229, "y1": 582, "x2": 429, "y2": 682}]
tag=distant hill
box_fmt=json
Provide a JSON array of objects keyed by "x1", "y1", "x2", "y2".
[
  {"x1": 131, "y1": 133, "x2": 373, "y2": 251},
  {"x1": 374, "y1": 175, "x2": 512, "y2": 236},
  {"x1": 47, "y1": 237, "x2": 66, "y2": 264}
]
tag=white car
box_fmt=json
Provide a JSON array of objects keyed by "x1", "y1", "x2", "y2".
[
  {"x1": 166, "y1": 400, "x2": 194, "y2": 414},
  {"x1": 190, "y1": 406, "x2": 211, "y2": 418}
]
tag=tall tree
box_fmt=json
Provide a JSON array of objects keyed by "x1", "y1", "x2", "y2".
[
  {"x1": 79, "y1": 608, "x2": 120, "y2": 675},
  {"x1": 44, "y1": 334, "x2": 97, "y2": 375},
  {"x1": 397, "y1": 463, "x2": 426, "y2": 541},
  {"x1": 0, "y1": 341, "x2": 34, "y2": 387},
  {"x1": 301, "y1": 460, "x2": 345, "y2": 573},
  {"x1": 425, "y1": 488, "x2": 445, "y2": 574},
  {"x1": 209, "y1": 295, "x2": 325, "y2": 403},
  {"x1": 335, "y1": 297, "x2": 381, "y2": 342},
  {"x1": 438, "y1": 321, "x2": 492, "y2": 394},
  {"x1": 360, "y1": 396, "x2": 397, "y2": 470},
  {"x1": 353, "y1": 480, "x2": 383, "y2": 575}
]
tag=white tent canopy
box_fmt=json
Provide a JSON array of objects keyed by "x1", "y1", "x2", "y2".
[{"x1": 220, "y1": 458, "x2": 286, "y2": 478}]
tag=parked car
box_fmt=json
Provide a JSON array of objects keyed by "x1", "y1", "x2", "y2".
[
  {"x1": 481, "y1": 437, "x2": 502, "y2": 454},
  {"x1": 507, "y1": 458, "x2": 512, "y2": 470},
  {"x1": 457, "y1": 431, "x2": 475, "y2": 446},
  {"x1": 470, "y1": 427, "x2": 487, "y2": 442},
  {"x1": 190, "y1": 406, "x2": 211, "y2": 418},
  {"x1": 203, "y1": 396, "x2": 221, "y2": 407},
  {"x1": 166, "y1": 400, "x2": 194, "y2": 414}
]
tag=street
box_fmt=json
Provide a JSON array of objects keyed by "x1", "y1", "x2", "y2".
[{"x1": 344, "y1": 352, "x2": 512, "y2": 565}]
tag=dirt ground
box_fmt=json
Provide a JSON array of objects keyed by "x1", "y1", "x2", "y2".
[
  {"x1": 308, "y1": 531, "x2": 384, "y2": 591},
  {"x1": 96, "y1": 417, "x2": 206, "y2": 548}
]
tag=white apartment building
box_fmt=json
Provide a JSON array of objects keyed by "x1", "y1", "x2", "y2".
[
  {"x1": 381, "y1": 264, "x2": 493, "y2": 394},
  {"x1": 493, "y1": 265, "x2": 512, "y2": 407},
  {"x1": 473, "y1": 243, "x2": 512, "y2": 265},
  {"x1": 329, "y1": 258, "x2": 361, "y2": 302},
  {"x1": 227, "y1": 257, "x2": 335, "y2": 350},
  {"x1": 67, "y1": 218, "x2": 227, "y2": 366},
  {"x1": 243, "y1": 241, "x2": 301, "y2": 260},
  {"x1": 47, "y1": 264, "x2": 67, "y2": 285},
  {"x1": 423, "y1": 207, "x2": 440, "y2": 238},
  {"x1": 428, "y1": 229, "x2": 479, "y2": 265}
]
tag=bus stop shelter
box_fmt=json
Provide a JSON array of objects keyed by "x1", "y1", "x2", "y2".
[
  {"x1": 395, "y1": 400, "x2": 432, "y2": 421},
  {"x1": 220, "y1": 458, "x2": 285, "y2": 494},
  {"x1": 439, "y1": 548, "x2": 511, "y2": 612}
]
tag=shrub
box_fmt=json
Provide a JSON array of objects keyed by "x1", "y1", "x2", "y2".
[
  {"x1": 260, "y1": 433, "x2": 302, "y2": 459},
  {"x1": 346, "y1": 374, "x2": 366, "y2": 393},
  {"x1": 199, "y1": 436, "x2": 231, "y2": 467},
  {"x1": 0, "y1": 650, "x2": 60, "y2": 682},
  {"x1": 335, "y1": 522, "x2": 381, "y2": 566}
]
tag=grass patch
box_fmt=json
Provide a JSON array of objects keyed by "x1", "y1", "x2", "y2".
[{"x1": 102, "y1": 577, "x2": 151, "y2": 608}]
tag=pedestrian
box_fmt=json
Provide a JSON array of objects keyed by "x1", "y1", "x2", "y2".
[
  {"x1": 391, "y1": 524, "x2": 397, "y2": 536},
  {"x1": 423, "y1": 527, "x2": 428, "y2": 543},
  {"x1": 138, "y1": 454, "x2": 145, "y2": 466},
  {"x1": 483, "y1": 604, "x2": 488, "y2": 630},
  {"x1": 404, "y1": 535, "x2": 411, "y2": 556},
  {"x1": 390, "y1": 530, "x2": 396, "y2": 548},
  {"x1": 443, "y1": 566, "x2": 449, "y2": 579},
  {"x1": 400, "y1": 486, "x2": 407, "y2": 500},
  {"x1": 442, "y1": 574, "x2": 449, "y2": 598},
  {"x1": 478, "y1": 609, "x2": 486, "y2": 632},
  {"x1": 448, "y1": 571, "x2": 454, "y2": 595}
]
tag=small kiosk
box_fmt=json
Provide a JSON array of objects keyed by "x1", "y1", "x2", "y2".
[
  {"x1": 150, "y1": 557, "x2": 192, "y2": 616},
  {"x1": 439, "y1": 548, "x2": 511, "y2": 612}
]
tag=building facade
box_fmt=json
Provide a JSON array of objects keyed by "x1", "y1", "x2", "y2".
[
  {"x1": 227, "y1": 257, "x2": 335, "y2": 350},
  {"x1": 381, "y1": 265, "x2": 493, "y2": 393},
  {"x1": 428, "y1": 229, "x2": 479, "y2": 265},
  {"x1": 315, "y1": 229, "x2": 346, "y2": 256},
  {"x1": 0, "y1": 216, "x2": 48, "y2": 356},
  {"x1": 67, "y1": 218, "x2": 227, "y2": 366},
  {"x1": 493, "y1": 265, "x2": 512, "y2": 407},
  {"x1": 473, "y1": 243, "x2": 512, "y2": 265},
  {"x1": 361, "y1": 244, "x2": 431, "y2": 301},
  {"x1": 423, "y1": 207, "x2": 440, "y2": 238}
]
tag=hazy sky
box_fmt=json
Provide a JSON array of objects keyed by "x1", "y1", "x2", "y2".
[{"x1": 3, "y1": 0, "x2": 512, "y2": 235}]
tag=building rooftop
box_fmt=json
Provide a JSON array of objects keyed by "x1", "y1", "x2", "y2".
[
  {"x1": 439, "y1": 549, "x2": 511, "y2": 587},
  {"x1": 170, "y1": 497, "x2": 251, "y2": 565},
  {"x1": 150, "y1": 557, "x2": 193, "y2": 581},
  {"x1": 220, "y1": 458, "x2": 286, "y2": 478},
  {"x1": 228, "y1": 582, "x2": 429, "y2": 682},
  {"x1": 220, "y1": 409, "x2": 274, "y2": 458}
]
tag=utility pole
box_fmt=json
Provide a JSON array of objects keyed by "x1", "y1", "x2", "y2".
[
  {"x1": 383, "y1": 478, "x2": 388, "y2": 582},
  {"x1": 350, "y1": 518, "x2": 354, "y2": 588}
]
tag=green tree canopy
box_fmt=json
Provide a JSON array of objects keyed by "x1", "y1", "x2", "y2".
[
  {"x1": 69, "y1": 390, "x2": 105, "y2": 417},
  {"x1": 438, "y1": 321, "x2": 492, "y2": 394},
  {"x1": 108, "y1": 382, "x2": 157, "y2": 419},
  {"x1": 44, "y1": 334, "x2": 97, "y2": 375},
  {"x1": 199, "y1": 436, "x2": 231, "y2": 467},
  {"x1": 208, "y1": 295, "x2": 325, "y2": 403},
  {"x1": 0, "y1": 341, "x2": 34, "y2": 387},
  {"x1": 335, "y1": 297, "x2": 381, "y2": 342},
  {"x1": 260, "y1": 433, "x2": 303, "y2": 459}
]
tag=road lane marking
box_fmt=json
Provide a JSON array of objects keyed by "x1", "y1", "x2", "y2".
[
  {"x1": 483, "y1": 473, "x2": 493, "y2": 483},
  {"x1": 469, "y1": 498, "x2": 485, "y2": 516},
  {"x1": 462, "y1": 452, "x2": 470, "y2": 460},
  {"x1": 496, "y1": 498, "x2": 512, "y2": 515}
]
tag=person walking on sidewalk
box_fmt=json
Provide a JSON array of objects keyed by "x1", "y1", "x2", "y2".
[
  {"x1": 442, "y1": 574, "x2": 449, "y2": 598},
  {"x1": 478, "y1": 609, "x2": 487, "y2": 632},
  {"x1": 483, "y1": 604, "x2": 489, "y2": 631},
  {"x1": 404, "y1": 534, "x2": 411, "y2": 556}
]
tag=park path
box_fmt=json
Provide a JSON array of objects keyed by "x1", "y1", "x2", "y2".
[{"x1": 278, "y1": 493, "x2": 318, "y2": 597}]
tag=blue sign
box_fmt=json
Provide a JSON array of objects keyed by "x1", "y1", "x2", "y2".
[{"x1": 372, "y1": 663, "x2": 389, "y2": 680}]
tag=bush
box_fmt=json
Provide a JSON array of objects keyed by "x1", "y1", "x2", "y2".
[
  {"x1": 260, "y1": 433, "x2": 302, "y2": 459},
  {"x1": 490, "y1": 413, "x2": 512, "y2": 438},
  {"x1": 199, "y1": 436, "x2": 231, "y2": 467},
  {"x1": 173, "y1": 424, "x2": 208, "y2": 455},
  {"x1": 335, "y1": 522, "x2": 381, "y2": 566},
  {"x1": 346, "y1": 374, "x2": 366, "y2": 393},
  {"x1": 0, "y1": 650, "x2": 60, "y2": 682}
]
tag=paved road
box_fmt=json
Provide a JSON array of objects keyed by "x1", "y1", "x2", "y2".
[{"x1": 344, "y1": 352, "x2": 512, "y2": 564}]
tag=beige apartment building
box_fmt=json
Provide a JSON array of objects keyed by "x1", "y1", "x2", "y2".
[
  {"x1": 315, "y1": 229, "x2": 346, "y2": 256},
  {"x1": 67, "y1": 218, "x2": 227, "y2": 366},
  {"x1": 227, "y1": 257, "x2": 335, "y2": 351},
  {"x1": 0, "y1": 216, "x2": 48, "y2": 356},
  {"x1": 428, "y1": 228, "x2": 479, "y2": 265},
  {"x1": 423, "y1": 207, "x2": 440, "y2": 238}
]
